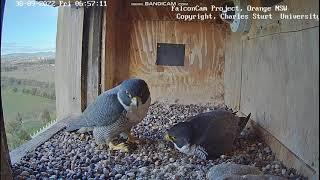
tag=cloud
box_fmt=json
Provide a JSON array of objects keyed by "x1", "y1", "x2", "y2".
[{"x1": 1, "y1": 41, "x2": 55, "y2": 54}]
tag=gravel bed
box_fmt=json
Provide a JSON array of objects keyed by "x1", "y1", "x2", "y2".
[{"x1": 12, "y1": 102, "x2": 306, "y2": 180}]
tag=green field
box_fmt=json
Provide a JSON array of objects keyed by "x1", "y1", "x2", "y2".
[{"x1": 2, "y1": 89, "x2": 56, "y2": 149}]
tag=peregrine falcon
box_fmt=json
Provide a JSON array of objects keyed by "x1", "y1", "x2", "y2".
[
  {"x1": 165, "y1": 109, "x2": 251, "y2": 159},
  {"x1": 65, "y1": 78, "x2": 151, "y2": 152}
]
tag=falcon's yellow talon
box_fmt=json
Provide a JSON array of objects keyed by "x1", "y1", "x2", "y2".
[{"x1": 108, "y1": 142, "x2": 129, "y2": 152}]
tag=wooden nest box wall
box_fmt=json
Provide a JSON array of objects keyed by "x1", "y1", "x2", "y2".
[
  {"x1": 100, "y1": 1, "x2": 318, "y2": 178},
  {"x1": 102, "y1": 0, "x2": 227, "y2": 104},
  {"x1": 2, "y1": 0, "x2": 316, "y2": 179}
]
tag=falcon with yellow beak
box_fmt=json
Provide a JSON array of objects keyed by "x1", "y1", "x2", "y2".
[
  {"x1": 65, "y1": 78, "x2": 151, "y2": 152},
  {"x1": 165, "y1": 110, "x2": 251, "y2": 159}
]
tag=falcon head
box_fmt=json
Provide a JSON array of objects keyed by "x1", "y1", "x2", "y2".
[
  {"x1": 165, "y1": 122, "x2": 208, "y2": 159},
  {"x1": 165, "y1": 122, "x2": 193, "y2": 151},
  {"x1": 117, "y1": 78, "x2": 150, "y2": 111}
]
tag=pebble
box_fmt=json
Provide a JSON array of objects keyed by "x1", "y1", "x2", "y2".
[
  {"x1": 11, "y1": 103, "x2": 306, "y2": 180},
  {"x1": 282, "y1": 169, "x2": 287, "y2": 175},
  {"x1": 138, "y1": 167, "x2": 148, "y2": 174},
  {"x1": 49, "y1": 175, "x2": 57, "y2": 179},
  {"x1": 20, "y1": 171, "x2": 29, "y2": 176},
  {"x1": 265, "y1": 164, "x2": 271, "y2": 170},
  {"x1": 220, "y1": 155, "x2": 227, "y2": 159},
  {"x1": 115, "y1": 174, "x2": 123, "y2": 179},
  {"x1": 126, "y1": 172, "x2": 135, "y2": 177},
  {"x1": 155, "y1": 160, "x2": 160, "y2": 166}
]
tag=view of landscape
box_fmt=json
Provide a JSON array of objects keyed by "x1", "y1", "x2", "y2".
[
  {"x1": 1, "y1": 52, "x2": 56, "y2": 150},
  {"x1": 1, "y1": 0, "x2": 58, "y2": 150}
]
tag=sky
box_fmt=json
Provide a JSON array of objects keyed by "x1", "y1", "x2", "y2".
[{"x1": 1, "y1": 0, "x2": 58, "y2": 55}]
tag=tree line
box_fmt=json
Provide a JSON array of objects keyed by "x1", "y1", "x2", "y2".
[
  {"x1": 5, "y1": 110, "x2": 52, "y2": 150},
  {"x1": 1, "y1": 77, "x2": 55, "y2": 100}
]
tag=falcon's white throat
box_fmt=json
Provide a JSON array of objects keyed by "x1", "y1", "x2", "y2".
[
  {"x1": 174, "y1": 143, "x2": 196, "y2": 156},
  {"x1": 174, "y1": 143, "x2": 208, "y2": 160},
  {"x1": 117, "y1": 92, "x2": 151, "y2": 123}
]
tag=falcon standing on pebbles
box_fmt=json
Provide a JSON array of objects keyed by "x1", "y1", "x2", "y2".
[
  {"x1": 165, "y1": 109, "x2": 251, "y2": 159},
  {"x1": 65, "y1": 78, "x2": 151, "y2": 152}
]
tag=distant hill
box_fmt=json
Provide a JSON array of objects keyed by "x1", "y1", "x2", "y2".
[{"x1": 1, "y1": 51, "x2": 55, "y2": 61}]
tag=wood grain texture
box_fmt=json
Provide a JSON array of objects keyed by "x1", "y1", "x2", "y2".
[
  {"x1": 55, "y1": 7, "x2": 83, "y2": 119},
  {"x1": 224, "y1": 32, "x2": 243, "y2": 111},
  {"x1": 104, "y1": 1, "x2": 131, "y2": 89},
  {"x1": 224, "y1": 0, "x2": 319, "y2": 176},
  {"x1": 126, "y1": 21, "x2": 227, "y2": 104},
  {"x1": 246, "y1": 0, "x2": 319, "y2": 39},
  {"x1": 240, "y1": 27, "x2": 319, "y2": 173},
  {"x1": 128, "y1": 0, "x2": 225, "y2": 23},
  {"x1": 84, "y1": 7, "x2": 103, "y2": 106},
  {"x1": 100, "y1": 7, "x2": 107, "y2": 92},
  {"x1": 103, "y1": 0, "x2": 228, "y2": 104}
]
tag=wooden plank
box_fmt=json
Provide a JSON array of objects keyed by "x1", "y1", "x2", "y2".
[
  {"x1": 100, "y1": 7, "x2": 107, "y2": 92},
  {"x1": 224, "y1": 32, "x2": 243, "y2": 111},
  {"x1": 240, "y1": 27, "x2": 319, "y2": 173},
  {"x1": 104, "y1": 0, "x2": 132, "y2": 89},
  {"x1": 128, "y1": 0, "x2": 225, "y2": 23},
  {"x1": 246, "y1": 0, "x2": 319, "y2": 39},
  {"x1": 224, "y1": 0, "x2": 319, "y2": 174},
  {"x1": 126, "y1": 21, "x2": 227, "y2": 104},
  {"x1": 55, "y1": 7, "x2": 84, "y2": 119},
  {"x1": 104, "y1": 1, "x2": 118, "y2": 90},
  {"x1": 83, "y1": 7, "x2": 103, "y2": 106}
]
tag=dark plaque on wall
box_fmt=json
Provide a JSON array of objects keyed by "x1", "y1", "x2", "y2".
[{"x1": 156, "y1": 43, "x2": 185, "y2": 66}]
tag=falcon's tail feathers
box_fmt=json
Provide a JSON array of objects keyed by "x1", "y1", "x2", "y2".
[
  {"x1": 65, "y1": 115, "x2": 88, "y2": 132},
  {"x1": 238, "y1": 113, "x2": 251, "y2": 131}
]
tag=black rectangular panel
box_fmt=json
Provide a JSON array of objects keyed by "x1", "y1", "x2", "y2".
[{"x1": 156, "y1": 43, "x2": 185, "y2": 66}]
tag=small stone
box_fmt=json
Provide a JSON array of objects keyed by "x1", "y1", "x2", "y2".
[
  {"x1": 275, "y1": 164, "x2": 280, "y2": 169},
  {"x1": 281, "y1": 169, "x2": 287, "y2": 175},
  {"x1": 115, "y1": 174, "x2": 123, "y2": 179},
  {"x1": 264, "y1": 147, "x2": 271, "y2": 153},
  {"x1": 126, "y1": 172, "x2": 135, "y2": 177},
  {"x1": 207, "y1": 163, "x2": 262, "y2": 180},
  {"x1": 265, "y1": 164, "x2": 271, "y2": 170},
  {"x1": 20, "y1": 171, "x2": 30, "y2": 176},
  {"x1": 79, "y1": 134, "x2": 85, "y2": 140},
  {"x1": 220, "y1": 155, "x2": 227, "y2": 159},
  {"x1": 155, "y1": 161, "x2": 160, "y2": 166},
  {"x1": 49, "y1": 175, "x2": 57, "y2": 179},
  {"x1": 138, "y1": 167, "x2": 148, "y2": 174},
  {"x1": 169, "y1": 158, "x2": 175, "y2": 163}
]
